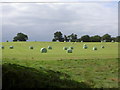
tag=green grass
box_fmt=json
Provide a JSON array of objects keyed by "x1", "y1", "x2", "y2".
[
  {"x1": 2, "y1": 42, "x2": 118, "y2": 60},
  {"x1": 1, "y1": 42, "x2": 119, "y2": 88}
]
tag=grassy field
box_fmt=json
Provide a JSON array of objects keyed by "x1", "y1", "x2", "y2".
[{"x1": 1, "y1": 42, "x2": 119, "y2": 88}]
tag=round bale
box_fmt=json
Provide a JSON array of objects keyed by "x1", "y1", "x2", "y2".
[
  {"x1": 83, "y1": 46, "x2": 87, "y2": 49},
  {"x1": 93, "y1": 47, "x2": 97, "y2": 50},
  {"x1": 83, "y1": 44, "x2": 87, "y2": 46},
  {"x1": 101, "y1": 46, "x2": 105, "y2": 48},
  {"x1": 63, "y1": 47, "x2": 67, "y2": 50},
  {"x1": 111, "y1": 40, "x2": 114, "y2": 43},
  {"x1": 29, "y1": 46, "x2": 34, "y2": 49},
  {"x1": 40, "y1": 48, "x2": 47, "y2": 53},
  {"x1": 1, "y1": 46, "x2": 4, "y2": 49},
  {"x1": 67, "y1": 49, "x2": 72, "y2": 53},
  {"x1": 69, "y1": 47, "x2": 74, "y2": 49},
  {"x1": 9, "y1": 46, "x2": 14, "y2": 49},
  {"x1": 48, "y1": 46, "x2": 52, "y2": 50}
]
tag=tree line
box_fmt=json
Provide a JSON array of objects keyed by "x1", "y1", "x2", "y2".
[
  {"x1": 10, "y1": 32, "x2": 120, "y2": 42},
  {"x1": 52, "y1": 31, "x2": 120, "y2": 42}
]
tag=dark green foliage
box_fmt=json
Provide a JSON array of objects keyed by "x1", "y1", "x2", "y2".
[
  {"x1": 115, "y1": 36, "x2": 120, "y2": 42},
  {"x1": 101, "y1": 34, "x2": 111, "y2": 42},
  {"x1": 2, "y1": 63, "x2": 91, "y2": 89},
  {"x1": 64, "y1": 35, "x2": 69, "y2": 42},
  {"x1": 52, "y1": 38, "x2": 57, "y2": 42},
  {"x1": 68, "y1": 33, "x2": 78, "y2": 42},
  {"x1": 80, "y1": 35, "x2": 91, "y2": 42},
  {"x1": 13, "y1": 32, "x2": 28, "y2": 42},
  {"x1": 53, "y1": 31, "x2": 64, "y2": 42},
  {"x1": 91, "y1": 35, "x2": 101, "y2": 42}
]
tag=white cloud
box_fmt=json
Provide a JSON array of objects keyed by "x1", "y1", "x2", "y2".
[
  {"x1": 2, "y1": 2, "x2": 118, "y2": 41},
  {"x1": 1, "y1": 0, "x2": 119, "y2": 2}
]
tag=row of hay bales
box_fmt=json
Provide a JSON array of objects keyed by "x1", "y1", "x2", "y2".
[
  {"x1": 0, "y1": 46, "x2": 14, "y2": 49},
  {"x1": 29, "y1": 46, "x2": 52, "y2": 53},
  {"x1": 0, "y1": 44, "x2": 105, "y2": 53},
  {"x1": 40, "y1": 46, "x2": 52, "y2": 53},
  {"x1": 63, "y1": 44, "x2": 105, "y2": 53},
  {"x1": 82, "y1": 44, "x2": 105, "y2": 50}
]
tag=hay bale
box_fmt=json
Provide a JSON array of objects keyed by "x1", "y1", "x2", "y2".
[
  {"x1": 1, "y1": 46, "x2": 4, "y2": 49},
  {"x1": 40, "y1": 48, "x2": 47, "y2": 53},
  {"x1": 93, "y1": 47, "x2": 97, "y2": 50},
  {"x1": 63, "y1": 47, "x2": 67, "y2": 50},
  {"x1": 69, "y1": 47, "x2": 74, "y2": 49},
  {"x1": 81, "y1": 41, "x2": 83, "y2": 42},
  {"x1": 83, "y1": 46, "x2": 87, "y2": 49},
  {"x1": 111, "y1": 40, "x2": 114, "y2": 42},
  {"x1": 48, "y1": 46, "x2": 52, "y2": 49},
  {"x1": 9, "y1": 46, "x2": 14, "y2": 49},
  {"x1": 101, "y1": 46, "x2": 105, "y2": 48},
  {"x1": 29, "y1": 46, "x2": 33, "y2": 49},
  {"x1": 67, "y1": 49, "x2": 72, "y2": 53},
  {"x1": 83, "y1": 44, "x2": 87, "y2": 46},
  {"x1": 103, "y1": 40, "x2": 106, "y2": 42}
]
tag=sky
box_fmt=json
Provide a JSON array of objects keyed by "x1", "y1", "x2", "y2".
[{"x1": 1, "y1": 1, "x2": 118, "y2": 42}]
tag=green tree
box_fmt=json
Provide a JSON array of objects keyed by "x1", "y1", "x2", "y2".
[
  {"x1": 116, "y1": 36, "x2": 120, "y2": 42},
  {"x1": 53, "y1": 31, "x2": 64, "y2": 42},
  {"x1": 101, "y1": 34, "x2": 111, "y2": 42},
  {"x1": 80, "y1": 35, "x2": 91, "y2": 42},
  {"x1": 64, "y1": 35, "x2": 69, "y2": 42},
  {"x1": 90, "y1": 35, "x2": 101, "y2": 42},
  {"x1": 68, "y1": 33, "x2": 77, "y2": 42},
  {"x1": 13, "y1": 32, "x2": 28, "y2": 41},
  {"x1": 111, "y1": 37, "x2": 116, "y2": 42}
]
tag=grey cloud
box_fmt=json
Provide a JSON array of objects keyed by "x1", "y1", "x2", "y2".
[{"x1": 2, "y1": 2, "x2": 118, "y2": 42}]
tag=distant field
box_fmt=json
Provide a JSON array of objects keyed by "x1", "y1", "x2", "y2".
[
  {"x1": 1, "y1": 42, "x2": 119, "y2": 88},
  {"x1": 1, "y1": 42, "x2": 118, "y2": 60}
]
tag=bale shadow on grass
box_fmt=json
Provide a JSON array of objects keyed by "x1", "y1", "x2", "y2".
[{"x1": 2, "y1": 63, "x2": 91, "y2": 89}]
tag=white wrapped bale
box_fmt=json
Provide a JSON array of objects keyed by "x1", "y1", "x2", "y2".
[
  {"x1": 111, "y1": 40, "x2": 114, "y2": 42},
  {"x1": 9, "y1": 46, "x2": 14, "y2": 49},
  {"x1": 93, "y1": 47, "x2": 97, "y2": 50},
  {"x1": 81, "y1": 41, "x2": 83, "y2": 42},
  {"x1": 40, "y1": 48, "x2": 47, "y2": 53},
  {"x1": 103, "y1": 40, "x2": 106, "y2": 42},
  {"x1": 67, "y1": 49, "x2": 72, "y2": 53},
  {"x1": 101, "y1": 41, "x2": 103, "y2": 43},
  {"x1": 29, "y1": 46, "x2": 34, "y2": 49},
  {"x1": 1, "y1": 46, "x2": 4, "y2": 49},
  {"x1": 69, "y1": 47, "x2": 74, "y2": 49},
  {"x1": 83, "y1": 46, "x2": 87, "y2": 49},
  {"x1": 63, "y1": 47, "x2": 67, "y2": 50},
  {"x1": 101, "y1": 46, "x2": 105, "y2": 48},
  {"x1": 48, "y1": 46, "x2": 52, "y2": 50},
  {"x1": 83, "y1": 44, "x2": 87, "y2": 46}
]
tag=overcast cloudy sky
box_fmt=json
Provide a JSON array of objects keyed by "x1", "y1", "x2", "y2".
[{"x1": 2, "y1": 1, "x2": 118, "y2": 42}]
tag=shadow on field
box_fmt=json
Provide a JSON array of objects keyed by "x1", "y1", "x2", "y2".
[{"x1": 2, "y1": 63, "x2": 91, "y2": 89}]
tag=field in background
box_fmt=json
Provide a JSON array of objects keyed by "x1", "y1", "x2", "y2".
[
  {"x1": 1, "y1": 42, "x2": 119, "y2": 88},
  {"x1": 2, "y1": 42, "x2": 118, "y2": 60}
]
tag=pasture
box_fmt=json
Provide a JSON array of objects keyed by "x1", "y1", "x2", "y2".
[{"x1": 1, "y1": 42, "x2": 119, "y2": 88}]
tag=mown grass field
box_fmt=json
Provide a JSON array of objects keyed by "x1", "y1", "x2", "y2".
[{"x1": 1, "y1": 42, "x2": 119, "y2": 88}]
